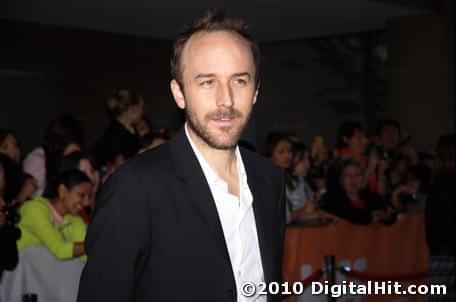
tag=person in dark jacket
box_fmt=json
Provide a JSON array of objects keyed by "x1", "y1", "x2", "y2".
[
  {"x1": 78, "y1": 11, "x2": 285, "y2": 302},
  {"x1": 0, "y1": 197, "x2": 20, "y2": 280},
  {"x1": 320, "y1": 157, "x2": 396, "y2": 225},
  {"x1": 0, "y1": 154, "x2": 21, "y2": 280},
  {"x1": 90, "y1": 89, "x2": 143, "y2": 177}
]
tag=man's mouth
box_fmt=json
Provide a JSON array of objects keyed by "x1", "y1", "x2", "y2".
[{"x1": 211, "y1": 117, "x2": 237, "y2": 126}]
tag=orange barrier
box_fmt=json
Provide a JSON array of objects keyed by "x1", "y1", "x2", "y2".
[{"x1": 283, "y1": 214, "x2": 428, "y2": 302}]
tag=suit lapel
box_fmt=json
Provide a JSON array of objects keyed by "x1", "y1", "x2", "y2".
[
  {"x1": 170, "y1": 129, "x2": 277, "y2": 283},
  {"x1": 169, "y1": 128, "x2": 232, "y2": 266},
  {"x1": 241, "y1": 149, "x2": 275, "y2": 284}
]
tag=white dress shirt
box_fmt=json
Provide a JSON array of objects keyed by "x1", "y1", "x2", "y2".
[{"x1": 185, "y1": 125, "x2": 266, "y2": 302}]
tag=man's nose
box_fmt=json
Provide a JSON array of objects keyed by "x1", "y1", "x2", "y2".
[{"x1": 216, "y1": 82, "x2": 234, "y2": 107}]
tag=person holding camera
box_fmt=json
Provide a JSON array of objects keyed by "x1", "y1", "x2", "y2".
[
  {"x1": 335, "y1": 121, "x2": 389, "y2": 196},
  {"x1": 0, "y1": 197, "x2": 20, "y2": 280},
  {"x1": 0, "y1": 153, "x2": 21, "y2": 280},
  {"x1": 390, "y1": 165, "x2": 430, "y2": 213},
  {"x1": 375, "y1": 119, "x2": 418, "y2": 165}
]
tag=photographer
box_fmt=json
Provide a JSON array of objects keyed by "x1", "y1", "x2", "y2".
[
  {"x1": 374, "y1": 119, "x2": 418, "y2": 169},
  {"x1": 0, "y1": 154, "x2": 21, "y2": 280},
  {"x1": 335, "y1": 121, "x2": 388, "y2": 196},
  {"x1": 391, "y1": 165, "x2": 430, "y2": 213},
  {"x1": 0, "y1": 198, "x2": 20, "y2": 280}
]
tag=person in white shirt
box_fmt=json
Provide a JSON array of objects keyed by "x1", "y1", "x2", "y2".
[{"x1": 78, "y1": 10, "x2": 285, "y2": 302}]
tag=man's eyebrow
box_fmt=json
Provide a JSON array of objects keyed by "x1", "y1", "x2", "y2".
[
  {"x1": 194, "y1": 72, "x2": 252, "y2": 80},
  {"x1": 232, "y1": 72, "x2": 251, "y2": 78},
  {"x1": 194, "y1": 73, "x2": 215, "y2": 80}
]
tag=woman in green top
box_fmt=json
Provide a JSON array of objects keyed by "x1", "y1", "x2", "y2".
[{"x1": 17, "y1": 169, "x2": 91, "y2": 260}]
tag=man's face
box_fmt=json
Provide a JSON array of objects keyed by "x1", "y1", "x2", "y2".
[
  {"x1": 379, "y1": 125, "x2": 399, "y2": 151},
  {"x1": 345, "y1": 129, "x2": 368, "y2": 154},
  {"x1": 171, "y1": 31, "x2": 258, "y2": 149}
]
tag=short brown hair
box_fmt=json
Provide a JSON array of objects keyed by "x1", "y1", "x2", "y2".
[{"x1": 171, "y1": 10, "x2": 260, "y2": 88}]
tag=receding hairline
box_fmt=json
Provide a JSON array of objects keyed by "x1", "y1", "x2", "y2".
[{"x1": 178, "y1": 30, "x2": 257, "y2": 83}]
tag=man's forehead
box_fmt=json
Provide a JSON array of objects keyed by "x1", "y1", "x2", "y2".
[
  {"x1": 178, "y1": 33, "x2": 255, "y2": 86},
  {"x1": 181, "y1": 31, "x2": 254, "y2": 70},
  {"x1": 185, "y1": 30, "x2": 247, "y2": 49}
]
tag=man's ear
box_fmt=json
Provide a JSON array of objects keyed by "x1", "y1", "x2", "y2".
[
  {"x1": 253, "y1": 83, "x2": 260, "y2": 105},
  {"x1": 170, "y1": 79, "x2": 186, "y2": 109}
]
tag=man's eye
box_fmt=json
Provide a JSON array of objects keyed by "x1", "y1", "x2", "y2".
[
  {"x1": 233, "y1": 79, "x2": 247, "y2": 86},
  {"x1": 200, "y1": 80, "x2": 214, "y2": 87}
]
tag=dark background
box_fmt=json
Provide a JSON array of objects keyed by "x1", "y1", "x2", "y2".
[{"x1": 0, "y1": 0, "x2": 454, "y2": 153}]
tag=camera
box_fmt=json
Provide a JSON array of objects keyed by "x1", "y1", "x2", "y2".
[
  {"x1": 375, "y1": 145, "x2": 390, "y2": 160},
  {"x1": 2, "y1": 203, "x2": 20, "y2": 225},
  {"x1": 398, "y1": 192, "x2": 417, "y2": 205}
]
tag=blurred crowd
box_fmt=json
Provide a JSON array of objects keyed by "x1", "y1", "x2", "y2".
[
  {"x1": 0, "y1": 88, "x2": 454, "y2": 299},
  {"x1": 263, "y1": 119, "x2": 443, "y2": 226}
]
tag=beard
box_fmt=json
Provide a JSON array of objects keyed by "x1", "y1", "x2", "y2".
[{"x1": 185, "y1": 106, "x2": 251, "y2": 150}]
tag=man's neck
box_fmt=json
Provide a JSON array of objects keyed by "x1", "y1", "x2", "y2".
[
  {"x1": 187, "y1": 126, "x2": 236, "y2": 174},
  {"x1": 187, "y1": 125, "x2": 239, "y2": 196}
]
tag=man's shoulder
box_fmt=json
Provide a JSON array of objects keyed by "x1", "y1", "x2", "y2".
[{"x1": 110, "y1": 143, "x2": 173, "y2": 181}]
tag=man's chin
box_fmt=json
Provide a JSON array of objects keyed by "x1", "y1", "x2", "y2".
[
  {"x1": 187, "y1": 119, "x2": 243, "y2": 149},
  {"x1": 206, "y1": 137, "x2": 238, "y2": 150}
]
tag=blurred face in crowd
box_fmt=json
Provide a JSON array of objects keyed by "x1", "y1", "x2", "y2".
[
  {"x1": 294, "y1": 150, "x2": 311, "y2": 176},
  {"x1": 135, "y1": 118, "x2": 150, "y2": 137},
  {"x1": 64, "y1": 143, "x2": 81, "y2": 156},
  {"x1": 378, "y1": 125, "x2": 399, "y2": 151},
  {"x1": 340, "y1": 164, "x2": 365, "y2": 196},
  {"x1": 78, "y1": 158, "x2": 99, "y2": 205},
  {"x1": 344, "y1": 129, "x2": 368, "y2": 155},
  {"x1": 171, "y1": 31, "x2": 258, "y2": 150},
  {"x1": 128, "y1": 104, "x2": 144, "y2": 125},
  {"x1": 58, "y1": 182, "x2": 92, "y2": 215},
  {"x1": 0, "y1": 134, "x2": 20, "y2": 163},
  {"x1": 271, "y1": 139, "x2": 292, "y2": 170}
]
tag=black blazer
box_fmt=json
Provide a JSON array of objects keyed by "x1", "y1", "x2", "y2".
[{"x1": 77, "y1": 128, "x2": 285, "y2": 302}]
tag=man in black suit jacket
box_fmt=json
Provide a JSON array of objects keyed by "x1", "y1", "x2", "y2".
[{"x1": 78, "y1": 10, "x2": 285, "y2": 302}]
